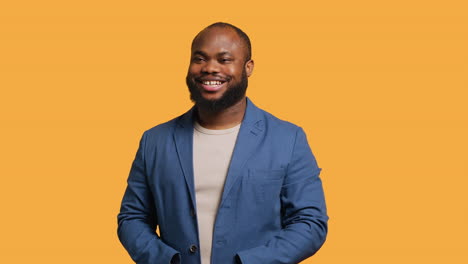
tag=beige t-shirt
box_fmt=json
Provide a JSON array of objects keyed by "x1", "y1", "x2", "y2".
[{"x1": 193, "y1": 121, "x2": 241, "y2": 264}]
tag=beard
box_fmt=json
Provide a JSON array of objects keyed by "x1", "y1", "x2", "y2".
[{"x1": 186, "y1": 70, "x2": 248, "y2": 112}]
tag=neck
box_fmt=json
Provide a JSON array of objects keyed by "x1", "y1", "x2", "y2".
[{"x1": 196, "y1": 97, "x2": 247, "y2": 130}]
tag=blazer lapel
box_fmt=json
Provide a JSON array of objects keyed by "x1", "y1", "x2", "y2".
[
  {"x1": 173, "y1": 107, "x2": 197, "y2": 211},
  {"x1": 219, "y1": 98, "x2": 264, "y2": 206}
]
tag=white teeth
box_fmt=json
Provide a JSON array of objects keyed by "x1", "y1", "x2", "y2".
[{"x1": 203, "y1": 81, "x2": 222, "y2": 86}]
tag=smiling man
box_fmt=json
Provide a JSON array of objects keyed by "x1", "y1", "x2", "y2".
[{"x1": 117, "y1": 22, "x2": 328, "y2": 264}]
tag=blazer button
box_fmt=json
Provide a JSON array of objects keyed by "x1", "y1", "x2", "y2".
[
  {"x1": 190, "y1": 209, "x2": 196, "y2": 218},
  {"x1": 189, "y1": 244, "x2": 198, "y2": 253}
]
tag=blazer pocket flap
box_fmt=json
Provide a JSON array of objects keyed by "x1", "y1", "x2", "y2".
[{"x1": 249, "y1": 168, "x2": 285, "y2": 181}]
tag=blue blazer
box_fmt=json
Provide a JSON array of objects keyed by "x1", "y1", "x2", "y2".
[{"x1": 118, "y1": 98, "x2": 328, "y2": 264}]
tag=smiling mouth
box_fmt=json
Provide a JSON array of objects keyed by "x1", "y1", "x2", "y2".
[
  {"x1": 197, "y1": 80, "x2": 226, "y2": 92},
  {"x1": 202, "y1": 80, "x2": 224, "y2": 85}
]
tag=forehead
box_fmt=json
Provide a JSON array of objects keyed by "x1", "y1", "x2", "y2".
[{"x1": 191, "y1": 27, "x2": 246, "y2": 56}]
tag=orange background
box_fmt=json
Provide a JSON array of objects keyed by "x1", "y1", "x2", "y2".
[{"x1": 1, "y1": 1, "x2": 467, "y2": 263}]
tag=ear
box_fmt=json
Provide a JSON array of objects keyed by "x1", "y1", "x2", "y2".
[{"x1": 245, "y1": 59, "x2": 254, "y2": 77}]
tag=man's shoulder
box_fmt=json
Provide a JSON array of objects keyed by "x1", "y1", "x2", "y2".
[
  {"x1": 145, "y1": 117, "x2": 178, "y2": 134},
  {"x1": 145, "y1": 115, "x2": 183, "y2": 136},
  {"x1": 142, "y1": 110, "x2": 189, "y2": 139},
  {"x1": 255, "y1": 105, "x2": 302, "y2": 134}
]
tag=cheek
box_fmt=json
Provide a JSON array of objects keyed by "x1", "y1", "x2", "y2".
[
  {"x1": 188, "y1": 64, "x2": 201, "y2": 75},
  {"x1": 226, "y1": 65, "x2": 243, "y2": 77}
]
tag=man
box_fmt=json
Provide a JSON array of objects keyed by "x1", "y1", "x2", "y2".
[{"x1": 117, "y1": 22, "x2": 328, "y2": 264}]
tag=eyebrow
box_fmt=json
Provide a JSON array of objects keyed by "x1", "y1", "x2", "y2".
[
  {"x1": 217, "y1": 52, "x2": 232, "y2": 57},
  {"x1": 192, "y1": 51, "x2": 233, "y2": 57},
  {"x1": 192, "y1": 51, "x2": 208, "y2": 57}
]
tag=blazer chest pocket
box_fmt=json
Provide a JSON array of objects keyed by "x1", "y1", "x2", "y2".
[
  {"x1": 249, "y1": 168, "x2": 285, "y2": 181},
  {"x1": 249, "y1": 169, "x2": 285, "y2": 202}
]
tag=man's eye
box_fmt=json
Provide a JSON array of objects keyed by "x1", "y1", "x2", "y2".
[
  {"x1": 192, "y1": 57, "x2": 204, "y2": 63},
  {"x1": 220, "y1": 58, "x2": 232, "y2": 63}
]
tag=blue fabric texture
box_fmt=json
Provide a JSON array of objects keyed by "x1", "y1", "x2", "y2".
[{"x1": 117, "y1": 98, "x2": 328, "y2": 264}]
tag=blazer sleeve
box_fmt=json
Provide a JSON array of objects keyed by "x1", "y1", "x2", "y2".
[
  {"x1": 236, "y1": 128, "x2": 328, "y2": 264},
  {"x1": 117, "y1": 132, "x2": 181, "y2": 264}
]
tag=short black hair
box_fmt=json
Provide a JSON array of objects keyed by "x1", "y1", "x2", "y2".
[{"x1": 192, "y1": 22, "x2": 252, "y2": 62}]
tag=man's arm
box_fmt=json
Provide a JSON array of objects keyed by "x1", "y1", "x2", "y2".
[
  {"x1": 236, "y1": 128, "x2": 328, "y2": 264},
  {"x1": 117, "y1": 132, "x2": 180, "y2": 264}
]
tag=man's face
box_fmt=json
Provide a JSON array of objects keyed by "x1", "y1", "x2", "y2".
[{"x1": 186, "y1": 27, "x2": 254, "y2": 112}]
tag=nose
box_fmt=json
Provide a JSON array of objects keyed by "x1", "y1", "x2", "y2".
[{"x1": 201, "y1": 59, "x2": 220, "y2": 74}]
